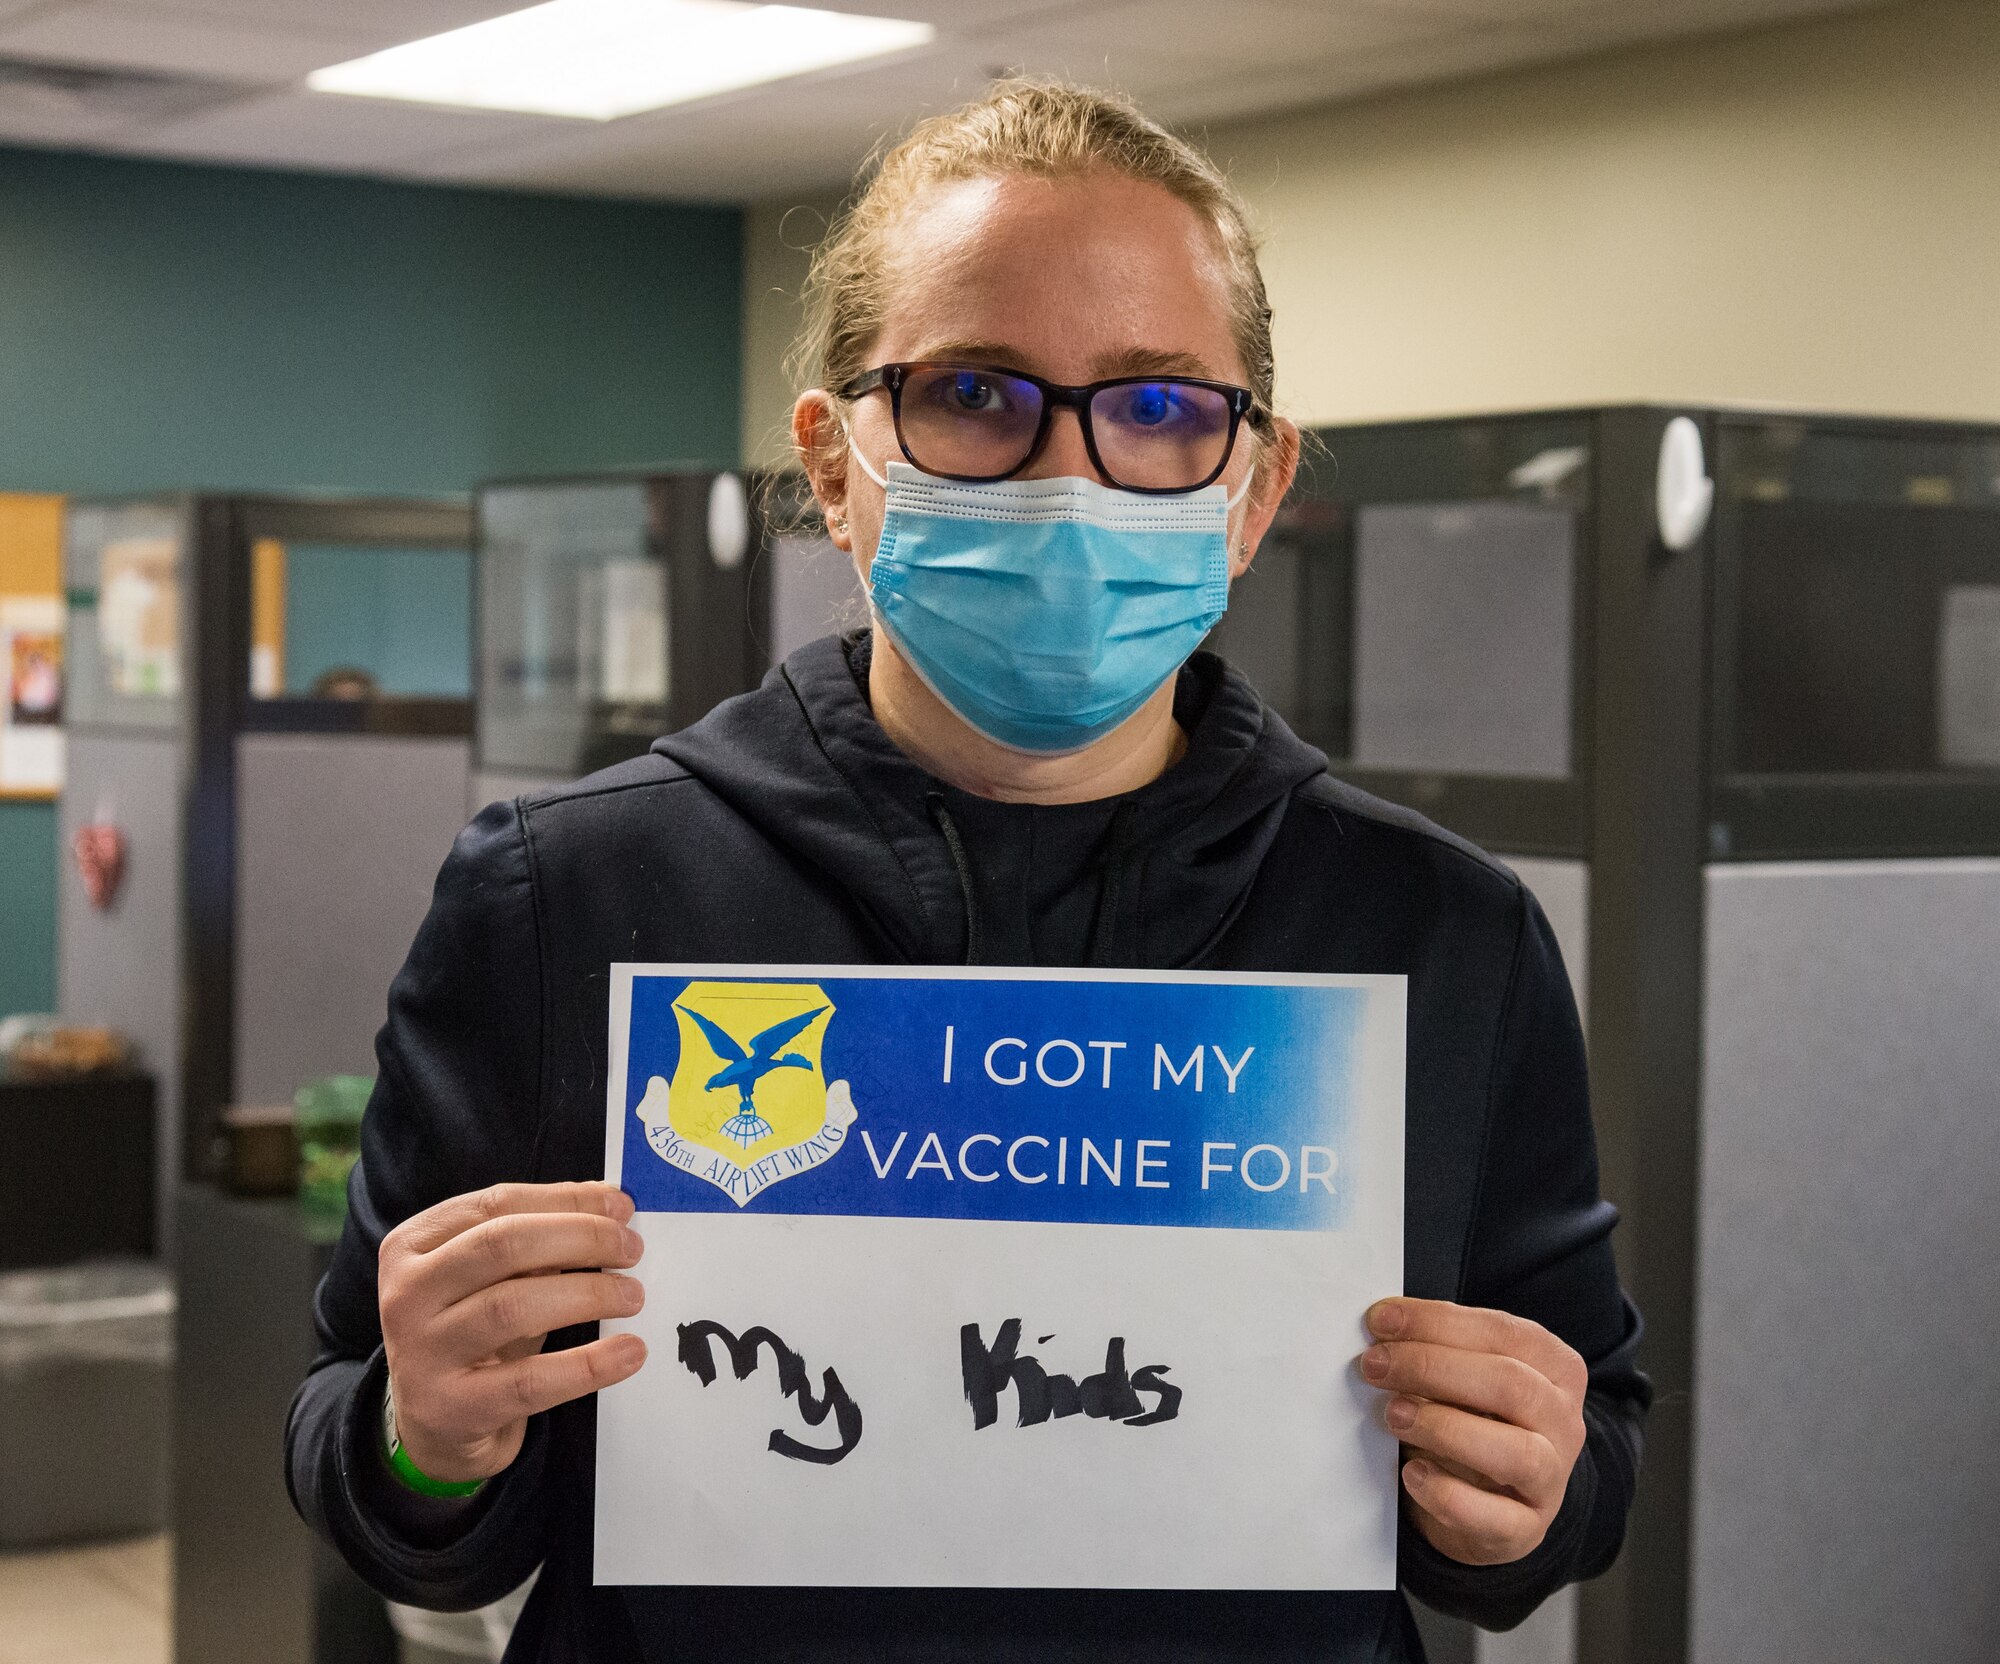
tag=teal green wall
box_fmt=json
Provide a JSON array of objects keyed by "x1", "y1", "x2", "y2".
[
  {"x1": 0, "y1": 145, "x2": 743, "y2": 1015},
  {"x1": 0, "y1": 148, "x2": 741, "y2": 493},
  {"x1": 0, "y1": 801, "x2": 58, "y2": 1016}
]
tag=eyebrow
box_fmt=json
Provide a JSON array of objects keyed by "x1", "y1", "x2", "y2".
[
  {"x1": 907, "y1": 341, "x2": 1223, "y2": 382},
  {"x1": 1092, "y1": 346, "x2": 1218, "y2": 380}
]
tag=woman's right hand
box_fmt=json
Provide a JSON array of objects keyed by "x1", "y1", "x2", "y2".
[{"x1": 377, "y1": 1180, "x2": 648, "y2": 1486}]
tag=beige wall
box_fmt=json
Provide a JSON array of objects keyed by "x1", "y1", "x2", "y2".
[
  {"x1": 742, "y1": 194, "x2": 845, "y2": 469},
  {"x1": 742, "y1": 0, "x2": 2000, "y2": 459},
  {"x1": 1233, "y1": 0, "x2": 1999, "y2": 429}
]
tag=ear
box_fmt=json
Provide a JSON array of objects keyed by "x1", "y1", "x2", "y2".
[
  {"x1": 1231, "y1": 416, "x2": 1301, "y2": 579},
  {"x1": 794, "y1": 390, "x2": 853, "y2": 552}
]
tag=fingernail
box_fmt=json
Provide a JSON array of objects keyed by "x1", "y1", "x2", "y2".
[
  {"x1": 622, "y1": 1227, "x2": 645, "y2": 1260},
  {"x1": 1386, "y1": 1395, "x2": 1418, "y2": 1431},
  {"x1": 618, "y1": 1276, "x2": 645, "y2": 1313},
  {"x1": 1405, "y1": 1458, "x2": 1434, "y2": 1487},
  {"x1": 1369, "y1": 1301, "x2": 1405, "y2": 1337},
  {"x1": 1361, "y1": 1344, "x2": 1391, "y2": 1381}
]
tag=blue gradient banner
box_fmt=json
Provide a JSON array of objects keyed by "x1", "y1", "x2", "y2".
[{"x1": 611, "y1": 966, "x2": 1389, "y2": 1231}]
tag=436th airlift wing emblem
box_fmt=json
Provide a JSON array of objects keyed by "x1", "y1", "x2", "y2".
[{"x1": 634, "y1": 981, "x2": 855, "y2": 1206}]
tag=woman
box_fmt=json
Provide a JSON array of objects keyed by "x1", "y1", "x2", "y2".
[{"x1": 289, "y1": 79, "x2": 1645, "y2": 1663}]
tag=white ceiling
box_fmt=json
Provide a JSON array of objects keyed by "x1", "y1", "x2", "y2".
[{"x1": 0, "y1": 0, "x2": 1891, "y2": 201}]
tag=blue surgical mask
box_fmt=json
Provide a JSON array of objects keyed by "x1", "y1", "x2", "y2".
[{"x1": 854, "y1": 453, "x2": 1241, "y2": 754}]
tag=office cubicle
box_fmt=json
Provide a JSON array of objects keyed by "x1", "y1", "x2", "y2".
[
  {"x1": 61, "y1": 492, "x2": 475, "y2": 1216},
  {"x1": 1213, "y1": 406, "x2": 2000, "y2": 1664}
]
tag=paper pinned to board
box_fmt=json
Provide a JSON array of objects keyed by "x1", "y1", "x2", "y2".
[{"x1": 592, "y1": 964, "x2": 1406, "y2": 1592}]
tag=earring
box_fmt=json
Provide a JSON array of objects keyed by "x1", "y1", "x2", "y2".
[{"x1": 831, "y1": 514, "x2": 849, "y2": 533}]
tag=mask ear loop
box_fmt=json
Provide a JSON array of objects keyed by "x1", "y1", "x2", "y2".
[
  {"x1": 1223, "y1": 465, "x2": 1261, "y2": 568},
  {"x1": 848, "y1": 441, "x2": 890, "y2": 491}
]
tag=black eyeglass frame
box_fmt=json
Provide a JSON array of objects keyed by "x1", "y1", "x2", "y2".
[{"x1": 838, "y1": 360, "x2": 1268, "y2": 494}]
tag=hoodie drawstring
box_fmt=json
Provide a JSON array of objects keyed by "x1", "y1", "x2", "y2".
[
  {"x1": 926, "y1": 793, "x2": 985, "y2": 966},
  {"x1": 1085, "y1": 800, "x2": 1143, "y2": 968},
  {"x1": 928, "y1": 792, "x2": 1142, "y2": 969}
]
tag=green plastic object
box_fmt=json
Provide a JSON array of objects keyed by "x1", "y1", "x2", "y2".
[{"x1": 294, "y1": 1074, "x2": 372, "y2": 1219}]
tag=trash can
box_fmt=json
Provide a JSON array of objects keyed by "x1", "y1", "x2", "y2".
[{"x1": 0, "y1": 1259, "x2": 174, "y2": 1546}]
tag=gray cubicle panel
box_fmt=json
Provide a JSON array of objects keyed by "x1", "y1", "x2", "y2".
[
  {"x1": 1215, "y1": 406, "x2": 2000, "y2": 1664},
  {"x1": 58, "y1": 730, "x2": 184, "y2": 1244},
  {"x1": 234, "y1": 733, "x2": 471, "y2": 1104},
  {"x1": 1693, "y1": 859, "x2": 2000, "y2": 1664},
  {"x1": 58, "y1": 496, "x2": 195, "y2": 1244}
]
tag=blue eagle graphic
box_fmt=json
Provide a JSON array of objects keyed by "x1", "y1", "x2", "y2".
[{"x1": 685, "y1": 1005, "x2": 829, "y2": 1147}]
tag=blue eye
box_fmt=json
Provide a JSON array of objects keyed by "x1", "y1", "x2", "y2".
[
  {"x1": 1125, "y1": 384, "x2": 1176, "y2": 427},
  {"x1": 950, "y1": 373, "x2": 999, "y2": 412}
]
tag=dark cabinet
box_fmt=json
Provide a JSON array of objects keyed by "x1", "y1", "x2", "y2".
[{"x1": 173, "y1": 1183, "x2": 393, "y2": 1664}]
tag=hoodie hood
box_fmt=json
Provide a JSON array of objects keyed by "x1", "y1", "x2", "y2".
[{"x1": 653, "y1": 631, "x2": 1327, "y2": 969}]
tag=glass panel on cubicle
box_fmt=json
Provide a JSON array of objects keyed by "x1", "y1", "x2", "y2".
[
  {"x1": 62, "y1": 498, "x2": 187, "y2": 731},
  {"x1": 1714, "y1": 420, "x2": 2000, "y2": 777},
  {"x1": 477, "y1": 481, "x2": 661, "y2": 777},
  {"x1": 1211, "y1": 415, "x2": 1588, "y2": 782},
  {"x1": 245, "y1": 540, "x2": 472, "y2": 703}
]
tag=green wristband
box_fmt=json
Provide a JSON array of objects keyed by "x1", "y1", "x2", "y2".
[
  {"x1": 381, "y1": 1378, "x2": 487, "y2": 1499},
  {"x1": 386, "y1": 1438, "x2": 488, "y2": 1500}
]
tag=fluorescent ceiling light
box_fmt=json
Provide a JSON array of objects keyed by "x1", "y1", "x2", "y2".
[{"x1": 306, "y1": 0, "x2": 935, "y2": 122}]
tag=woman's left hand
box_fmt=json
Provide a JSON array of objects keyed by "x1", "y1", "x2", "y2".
[{"x1": 1360, "y1": 1297, "x2": 1589, "y2": 1566}]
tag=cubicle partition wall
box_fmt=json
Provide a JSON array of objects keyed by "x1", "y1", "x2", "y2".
[
  {"x1": 60, "y1": 497, "x2": 195, "y2": 1249},
  {"x1": 60, "y1": 493, "x2": 475, "y2": 1228},
  {"x1": 1213, "y1": 407, "x2": 2000, "y2": 1664},
  {"x1": 474, "y1": 469, "x2": 858, "y2": 805}
]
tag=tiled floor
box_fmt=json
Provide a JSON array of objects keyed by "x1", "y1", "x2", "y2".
[{"x1": 0, "y1": 1534, "x2": 168, "y2": 1664}]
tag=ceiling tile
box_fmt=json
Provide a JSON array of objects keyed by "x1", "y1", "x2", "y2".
[
  {"x1": 1152, "y1": 22, "x2": 1583, "y2": 126},
  {"x1": 796, "y1": 1, "x2": 1109, "y2": 25},
  {"x1": 1349, "y1": 0, "x2": 1880, "y2": 23},
  {"x1": 0, "y1": 105, "x2": 118, "y2": 145},
  {"x1": 1153, "y1": 0, "x2": 1888, "y2": 127},
  {"x1": 4, "y1": 0, "x2": 1888, "y2": 199},
  {"x1": 134, "y1": 85, "x2": 559, "y2": 169},
  {"x1": 406, "y1": 0, "x2": 1471, "y2": 201},
  {"x1": 118, "y1": 0, "x2": 521, "y2": 48},
  {"x1": 0, "y1": 72, "x2": 138, "y2": 145},
  {"x1": 401, "y1": 41, "x2": 1002, "y2": 200},
  {"x1": 0, "y1": 3, "x2": 378, "y2": 84},
  {"x1": 125, "y1": 0, "x2": 1071, "y2": 57},
  {"x1": 977, "y1": 0, "x2": 1460, "y2": 85},
  {"x1": 1344, "y1": 0, "x2": 1611, "y2": 20},
  {"x1": 1553, "y1": 0, "x2": 1888, "y2": 46}
]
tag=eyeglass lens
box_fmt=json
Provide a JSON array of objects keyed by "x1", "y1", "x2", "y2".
[{"x1": 896, "y1": 365, "x2": 1235, "y2": 490}]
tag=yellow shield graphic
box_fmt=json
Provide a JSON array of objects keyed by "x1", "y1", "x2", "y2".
[{"x1": 634, "y1": 981, "x2": 854, "y2": 1206}]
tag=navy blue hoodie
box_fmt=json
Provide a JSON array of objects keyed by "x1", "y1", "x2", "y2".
[{"x1": 287, "y1": 632, "x2": 1646, "y2": 1664}]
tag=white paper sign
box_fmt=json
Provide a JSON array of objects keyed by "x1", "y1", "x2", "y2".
[{"x1": 594, "y1": 965, "x2": 1406, "y2": 1590}]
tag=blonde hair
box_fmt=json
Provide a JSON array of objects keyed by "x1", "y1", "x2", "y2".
[{"x1": 793, "y1": 76, "x2": 1275, "y2": 430}]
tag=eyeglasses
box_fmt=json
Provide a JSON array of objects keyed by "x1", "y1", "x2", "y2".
[{"x1": 838, "y1": 361, "x2": 1265, "y2": 495}]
